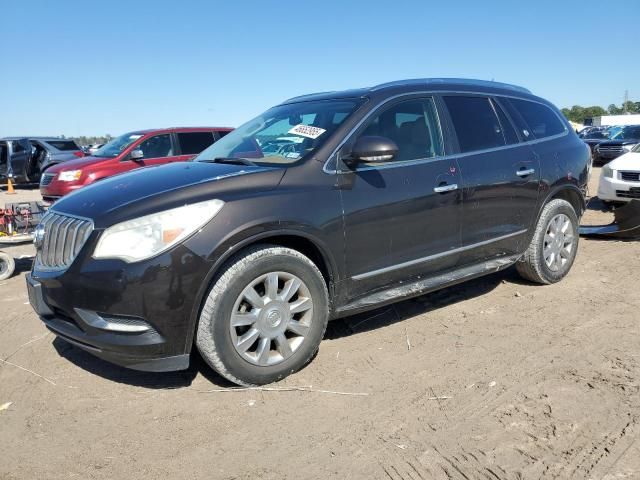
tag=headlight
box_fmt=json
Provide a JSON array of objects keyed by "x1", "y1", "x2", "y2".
[
  {"x1": 623, "y1": 143, "x2": 638, "y2": 152},
  {"x1": 601, "y1": 164, "x2": 614, "y2": 178},
  {"x1": 93, "y1": 199, "x2": 224, "y2": 262},
  {"x1": 58, "y1": 170, "x2": 82, "y2": 182}
]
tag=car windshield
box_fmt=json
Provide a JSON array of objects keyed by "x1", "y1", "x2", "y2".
[
  {"x1": 195, "y1": 99, "x2": 364, "y2": 165},
  {"x1": 583, "y1": 131, "x2": 608, "y2": 139},
  {"x1": 92, "y1": 133, "x2": 144, "y2": 158},
  {"x1": 611, "y1": 126, "x2": 640, "y2": 140}
]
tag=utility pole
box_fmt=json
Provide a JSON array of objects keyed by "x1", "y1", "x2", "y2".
[{"x1": 623, "y1": 90, "x2": 629, "y2": 114}]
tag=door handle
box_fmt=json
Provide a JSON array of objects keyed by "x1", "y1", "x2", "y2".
[
  {"x1": 516, "y1": 168, "x2": 535, "y2": 177},
  {"x1": 433, "y1": 183, "x2": 458, "y2": 193}
]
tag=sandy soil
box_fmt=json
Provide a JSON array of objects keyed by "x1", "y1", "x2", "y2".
[{"x1": 1, "y1": 170, "x2": 639, "y2": 480}]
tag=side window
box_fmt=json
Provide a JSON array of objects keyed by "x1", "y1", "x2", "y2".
[
  {"x1": 443, "y1": 96, "x2": 506, "y2": 153},
  {"x1": 217, "y1": 130, "x2": 230, "y2": 139},
  {"x1": 46, "y1": 140, "x2": 81, "y2": 151},
  {"x1": 509, "y1": 99, "x2": 566, "y2": 139},
  {"x1": 177, "y1": 132, "x2": 215, "y2": 155},
  {"x1": 491, "y1": 99, "x2": 519, "y2": 145},
  {"x1": 11, "y1": 141, "x2": 25, "y2": 153},
  {"x1": 359, "y1": 98, "x2": 443, "y2": 162},
  {"x1": 137, "y1": 134, "x2": 173, "y2": 158}
]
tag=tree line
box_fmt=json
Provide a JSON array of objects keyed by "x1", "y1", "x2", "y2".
[
  {"x1": 561, "y1": 100, "x2": 640, "y2": 124},
  {"x1": 57, "y1": 134, "x2": 114, "y2": 146}
]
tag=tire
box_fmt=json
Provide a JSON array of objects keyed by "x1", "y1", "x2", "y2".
[
  {"x1": 196, "y1": 245, "x2": 329, "y2": 386},
  {"x1": 516, "y1": 199, "x2": 579, "y2": 285},
  {"x1": 0, "y1": 252, "x2": 16, "y2": 281}
]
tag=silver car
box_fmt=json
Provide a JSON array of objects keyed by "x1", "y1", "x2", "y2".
[{"x1": 0, "y1": 137, "x2": 84, "y2": 184}]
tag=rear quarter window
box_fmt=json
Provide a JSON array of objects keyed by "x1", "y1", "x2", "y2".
[
  {"x1": 44, "y1": 140, "x2": 80, "y2": 151},
  {"x1": 509, "y1": 99, "x2": 566, "y2": 139},
  {"x1": 177, "y1": 132, "x2": 215, "y2": 155}
]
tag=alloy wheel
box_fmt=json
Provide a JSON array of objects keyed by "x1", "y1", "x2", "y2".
[
  {"x1": 543, "y1": 213, "x2": 575, "y2": 272},
  {"x1": 229, "y1": 271, "x2": 313, "y2": 366}
]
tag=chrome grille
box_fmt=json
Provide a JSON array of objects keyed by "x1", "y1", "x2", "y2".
[
  {"x1": 620, "y1": 171, "x2": 640, "y2": 182},
  {"x1": 36, "y1": 212, "x2": 93, "y2": 269},
  {"x1": 598, "y1": 145, "x2": 623, "y2": 153},
  {"x1": 40, "y1": 173, "x2": 56, "y2": 187},
  {"x1": 616, "y1": 190, "x2": 640, "y2": 199}
]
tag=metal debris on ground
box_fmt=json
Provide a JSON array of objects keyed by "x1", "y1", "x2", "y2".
[{"x1": 579, "y1": 199, "x2": 640, "y2": 240}]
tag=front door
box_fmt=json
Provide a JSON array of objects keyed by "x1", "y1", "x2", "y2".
[
  {"x1": 123, "y1": 133, "x2": 177, "y2": 171},
  {"x1": 339, "y1": 97, "x2": 463, "y2": 299},
  {"x1": 7, "y1": 139, "x2": 33, "y2": 181},
  {"x1": 441, "y1": 95, "x2": 540, "y2": 265}
]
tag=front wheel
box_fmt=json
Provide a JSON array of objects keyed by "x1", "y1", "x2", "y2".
[
  {"x1": 517, "y1": 199, "x2": 579, "y2": 284},
  {"x1": 196, "y1": 245, "x2": 329, "y2": 386}
]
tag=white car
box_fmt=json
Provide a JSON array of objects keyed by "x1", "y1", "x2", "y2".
[{"x1": 598, "y1": 145, "x2": 640, "y2": 203}]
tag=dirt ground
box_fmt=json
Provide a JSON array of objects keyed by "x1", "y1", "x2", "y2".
[{"x1": 1, "y1": 169, "x2": 639, "y2": 480}]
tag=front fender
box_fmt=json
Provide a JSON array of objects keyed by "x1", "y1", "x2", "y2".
[{"x1": 182, "y1": 224, "x2": 341, "y2": 352}]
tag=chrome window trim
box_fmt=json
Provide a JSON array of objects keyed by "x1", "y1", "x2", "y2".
[
  {"x1": 323, "y1": 90, "x2": 568, "y2": 175},
  {"x1": 351, "y1": 229, "x2": 527, "y2": 281}
]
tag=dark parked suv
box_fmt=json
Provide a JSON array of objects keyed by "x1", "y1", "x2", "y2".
[
  {"x1": 27, "y1": 79, "x2": 590, "y2": 386},
  {"x1": 1, "y1": 137, "x2": 84, "y2": 184}
]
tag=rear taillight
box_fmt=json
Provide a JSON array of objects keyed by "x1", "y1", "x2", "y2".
[{"x1": 73, "y1": 151, "x2": 84, "y2": 158}]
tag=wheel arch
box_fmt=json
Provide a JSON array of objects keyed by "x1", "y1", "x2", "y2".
[
  {"x1": 546, "y1": 184, "x2": 586, "y2": 217},
  {"x1": 536, "y1": 183, "x2": 587, "y2": 222},
  {"x1": 184, "y1": 229, "x2": 339, "y2": 352}
]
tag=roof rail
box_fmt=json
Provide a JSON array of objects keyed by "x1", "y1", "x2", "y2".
[
  {"x1": 371, "y1": 78, "x2": 532, "y2": 94},
  {"x1": 283, "y1": 91, "x2": 338, "y2": 103}
]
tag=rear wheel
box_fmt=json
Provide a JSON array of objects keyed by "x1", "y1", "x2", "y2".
[
  {"x1": 517, "y1": 199, "x2": 579, "y2": 284},
  {"x1": 0, "y1": 252, "x2": 16, "y2": 281},
  {"x1": 196, "y1": 245, "x2": 329, "y2": 386}
]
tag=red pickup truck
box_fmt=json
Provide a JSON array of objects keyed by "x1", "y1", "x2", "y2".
[{"x1": 40, "y1": 127, "x2": 232, "y2": 203}]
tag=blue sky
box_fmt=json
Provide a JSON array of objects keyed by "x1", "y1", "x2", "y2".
[{"x1": 1, "y1": 0, "x2": 638, "y2": 137}]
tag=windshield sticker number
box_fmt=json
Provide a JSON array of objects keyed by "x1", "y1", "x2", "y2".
[{"x1": 288, "y1": 124, "x2": 326, "y2": 139}]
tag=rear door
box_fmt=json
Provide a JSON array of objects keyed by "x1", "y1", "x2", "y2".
[
  {"x1": 441, "y1": 94, "x2": 540, "y2": 265},
  {"x1": 502, "y1": 98, "x2": 572, "y2": 216},
  {"x1": 340, "y1": 96, "x2": 463, "y2": 299},
  {"x1": 175, "y1": 131, "x2": 217, "y2": 162}
]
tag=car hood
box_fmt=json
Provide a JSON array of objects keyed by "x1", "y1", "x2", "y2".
[
  {"x1": 45, "y1": 155, "x2": 110, "y2": 172},
  {"x1": 608, "y1": 152, "x2": 640, "y2": 171},
  {"x1": 51, "y1": 161, "x2": 285, "y2": 228}
]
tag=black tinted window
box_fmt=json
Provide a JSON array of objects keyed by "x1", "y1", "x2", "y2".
[
  {"x1": 360, "y1": 98, "x2": 443, "y2": 162},
  {"x1": 177, "y1": 132, "x2": 215, "y2": 155},
  {"x1": 138, "y1": 134, "x2": 173, "y2": 158},
  {"x1": 509, "y1": 99, "x2": 566, "y2": 139},
  {"x1": 444, "y1": 96, "x2": 505, "y2": 153},
  {"x1": 491, "y1": 99, "x2": 519, "y2": 144},
  {"x1": 217, "y1": 130, "x2": 230, "y2": 139},
  {"x1": 45, "y1": 140, "x2": 80, "y2": 151}
]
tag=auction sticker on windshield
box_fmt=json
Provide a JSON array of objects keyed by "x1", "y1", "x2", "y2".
[{"x1": 288, "y1": 124, "x2": 326, "y2": 139}]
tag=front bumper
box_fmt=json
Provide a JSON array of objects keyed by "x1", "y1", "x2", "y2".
[
  {"x1": 40, "y1": 181, "x2": 83, "y2": 203},
  {"x1": 26, "y1": 237, "x2": 213, "y2": 372},
  {"x1": 598, "y1": 175, "x2": 640, "y2": 202}
]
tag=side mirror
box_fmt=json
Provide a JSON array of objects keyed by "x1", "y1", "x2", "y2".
[
  {"x1": 130, "y1": 149, "x2": 144, "y2": 161},
  {"x1": 348, "y1": 136, "x2": 398, "y2": 164}
]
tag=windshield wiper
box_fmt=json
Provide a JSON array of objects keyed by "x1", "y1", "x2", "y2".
[{"x1": 205, "y1": 157, "x2": 258, "y2": 167}]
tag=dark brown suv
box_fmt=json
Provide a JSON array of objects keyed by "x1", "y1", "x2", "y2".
[{"x1": 27, "y1": 79, "x2": 590, "y2": 386}]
